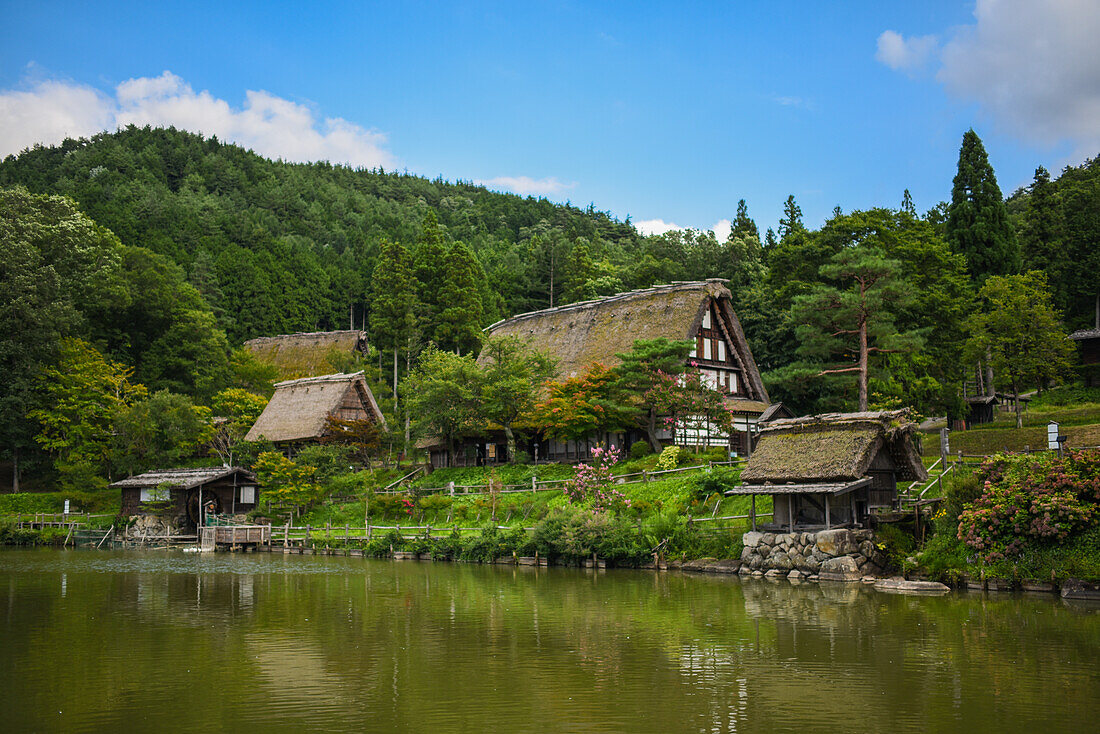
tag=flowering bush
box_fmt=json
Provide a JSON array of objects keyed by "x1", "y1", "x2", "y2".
[
  {"x1": 564, "y1": 445, "x2": 631, "y2": 512},
  {"x1": 655, "y1": 446, "x2": 681, "y2": 472},
  {"x1": 957, "y1": 450, "x2": 1099, "y2": 563}
]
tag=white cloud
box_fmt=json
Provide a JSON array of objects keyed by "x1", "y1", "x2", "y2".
[
  {"x1": 0, "y1": 80, "x2": 114, "y2": 154},
  {"x1": 476, "y1": 175, "x2": 575, "y2": 196},
  {"x1": 635, "y1": 218, "x2": 682, "y2": 236},
  {"x1": 0, "y1": 71, "x2": 397, "y2": 168},
  {"x1": 937, "y1": 0, "x2": 1100, "y2": 158},
  {"x1": 710, "y1": 219, "x2": 732, "y2": 243},
  {"x1": 878, "y1": 1, "x2": 1100, "y2": 160},
  {"x1": 875, "y1": 30, "x2": 938, "y2": 73}
]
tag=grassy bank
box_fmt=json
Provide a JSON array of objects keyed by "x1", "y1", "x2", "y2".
[{"x1": 0, "y1": 520, "x2": 69, "y2": 546}]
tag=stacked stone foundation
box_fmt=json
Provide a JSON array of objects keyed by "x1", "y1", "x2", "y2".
[{"x1": 739, "y1": 529, "x2": 888, "y2": 582}]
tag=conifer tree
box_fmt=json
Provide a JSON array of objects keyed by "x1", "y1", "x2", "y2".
[
  {"x1": 412, "y1": 210, "x2": 449, "y2": 345},
  {"x1": 369, "y1": 239, "x2": 419, "y2": 400},
  {"x1": 946, "y1": 129, "x2": 1019, "y2": 281},
  {"x1": 435, "y1": 242, "x2": 485, "y2": 355},
  {"x1": 731, "y1": 199, "x2": 759, "y2": 242},
  {"x1": 1020, "y1": 166, "x2": 1065, "y2": 284}
]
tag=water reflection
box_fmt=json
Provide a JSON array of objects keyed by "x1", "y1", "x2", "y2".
[{"x1": 0, "y1": 548, "x2": 1097, "y2": 734}]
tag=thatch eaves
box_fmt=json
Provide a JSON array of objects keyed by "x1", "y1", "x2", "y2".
[
  {"x1": 740, "y1": 409, "x2": 926, "y2": 484},
  {"x1": 244, "y1": 330, "x2": 367, "y2": 379},
  {"x1": 483, "y1": 279, "x2": 768, "y2": 402},
  {"x1": 244, "y1": 371, "x2": 385, "y2": 443},
  {"x1": 111, "y1": 466, "x2": 255, "y2": 490}
]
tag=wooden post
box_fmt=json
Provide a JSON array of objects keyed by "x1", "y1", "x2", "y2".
[
  {"x1": 750, "y1": 495, "x2": 756, "y2": 532},
  {"x1": 283, "y1": 521, "x2": 289, "y2": 547},
  {"x1": 532, "y1": 476, "x2": 537, "y2": 492},
  {"x1": 788, "y1": 495, "x2": 794, "y2": 531},
  {"x1": 825, "y1": 493, "x2": 831, "y2": 529},
  {"x1": 643, "y1": 470, "x2": 649, "y2": 484}
]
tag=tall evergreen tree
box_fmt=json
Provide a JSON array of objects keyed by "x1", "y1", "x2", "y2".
[
  {"x1": 435, "y1": 242, "x2": 486, "y2": 356},
  {"x1": 369, "y1": 240, "x2": 419, "y2": 399},
  {"x1": 1020, "y1": 166, "x2": 1065, "y2": 286},
  {"x1": 412, "y1": 210, "x2": 449, "y2": 346},
  {"x1": 778, "y1": 195, "x2": 804, "y2": 239},
  {"x1": 901, "y1": 189, "x2": 916, "y2": 216},
  {"x1": 731, "y1": 199, "x2": 759, "y2": 242},
  {"x1": 945, "y1": 129, "x2": 1020, "y2": 281}
]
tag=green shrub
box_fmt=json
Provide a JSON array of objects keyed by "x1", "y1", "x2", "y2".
[
  {"x1": 693, "y1": 467, "x2": 739, "y2": 501},
  {"x1": 629, "y1": 440, "x2": 652, "y2": 460},
  {"x1": 655, "y1": 446, "x2": 681, "y2": 471},
  {"x1": 874, "y1": 523, "x2": 916, "y2": 572}
]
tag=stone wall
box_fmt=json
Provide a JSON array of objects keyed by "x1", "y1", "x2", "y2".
[{"x1": 739, "y1": 529, "x2": 887, "y2": 582}]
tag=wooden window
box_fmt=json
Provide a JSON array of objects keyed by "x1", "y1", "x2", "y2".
[
  {"x1": 717, "y1": 340, "x2": 726, "y2": 362},
  {"x1": 729, "y1": 372, "x2": 738, "y2": 393},
  {"x1": 702, "y1": 307, "x2": 712, "y2": 329},
  {"x1": 703, "y1": 339, "x2": 712, "y2": 360},
  {"x1": 239, "y1": 486, "x2": 256, "y2": 504}
]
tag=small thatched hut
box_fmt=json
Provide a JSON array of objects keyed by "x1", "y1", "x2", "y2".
[
  {"x1": 728, "y1": 410, "x2": 927, "y2": 530},
  {"x1": 1069, "y1": 326, "x2": 1100, "y2": 387},
  {"x1": 244, "y1": 330, "x2": 368, "y2": 379},
  {"x1": 111, "y1": 466, "x2": 258, "y2": 528},
  {"x1": 481, "y1": 279, "x2": 773, "y2": 461},
  {"x1": 245, "y1": 371, "x2": 385, "y2": 445}
]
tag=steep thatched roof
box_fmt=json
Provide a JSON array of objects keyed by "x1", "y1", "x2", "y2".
[
  {"x1": 244, "y1": 330, "x2": 367, "y2": 379},
  {"x1": 1069, "y1": 327, "x2": 1100, "y2": 341},
  {"x1": 245, "y1": 371, "x2": 385, "y2": 443},
  {"x1": 483, "y1": 279, "x2": 768, "y2": 401},
  {"x1": 740, "y1": 410, "x2": 926, "y2": 484},
  {"x1": 111, "y1": 467, "x2": 255, "y2": 490}
]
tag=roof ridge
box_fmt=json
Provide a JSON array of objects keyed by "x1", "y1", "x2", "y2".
[
  {"x1": 485, "y1": 279, "x2": 729, "y2": 331},
  {"x1": 244, "y1": 329, "x2": 366, "y2": 345},
  {"x1": 273, "y1": 371, "x2": 365, "y2": 388}
]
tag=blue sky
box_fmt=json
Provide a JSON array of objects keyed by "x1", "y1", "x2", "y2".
[{"x1": 2, "y1": 1, "x2": 1098, "y2": 236}]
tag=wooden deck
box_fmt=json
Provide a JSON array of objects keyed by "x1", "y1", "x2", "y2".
[{"x1": 200, "y1": 525, "x2": 270, "y2": 550}]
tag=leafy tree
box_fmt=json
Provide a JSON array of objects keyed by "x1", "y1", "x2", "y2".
[
  {"x1": 790, "y1": 247, "x2": 922, "y2": 411},
  {"x1": 946, "y1": 129, "x2": 1019, "y2": 281},
  {"x1": 111, "y1": 390, "x2": 213, "y2": 476},
  {"x1": 254, "y1": 451, "x2": 322, "y2": 519},
  {"x1": 0, "y1": 187, "x2": 124, "y2": 490},
  {"x1": 402, "y1": 347, "x2": 483, "y2": 466},
  {"x1": 208, "y1": 388, "x2": 269, "y2": 465},
  {"x1": 29, "y1": 339, "x2": 147, "y2": 490},
  {"x1": 435, "y1": 241, "x2": 486, "y2": 355},
  {"x1": 478, "y1": 336, "x2": 556, "y2": 462},
  {"x1": 228, "y1": 347, "x2": 278, "y2": 396},
  {"x1": 964, "y1": 272, "x2": 1075, "y2": 428}
]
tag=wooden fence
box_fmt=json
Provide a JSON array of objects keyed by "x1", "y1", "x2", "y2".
[{"x1": 375, "y1": 459, "x2": 747, "y2": 497}]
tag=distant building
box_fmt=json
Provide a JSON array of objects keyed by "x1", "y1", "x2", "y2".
[
  {"x1": 445, "y1": 279, "x2": 776, "y2": 466},
  {"x1": 244, "y1": 330, "x2": 368, "y2": 380},
  {"x1": 245, "y1": 371, "x2": 386, "y2": 446},
  {"x1": 111, "y1": 466, "x2": 258, "y2": 529},
  {"x1": 728, "y1": 410, "x2": 927, "y2": 531}
]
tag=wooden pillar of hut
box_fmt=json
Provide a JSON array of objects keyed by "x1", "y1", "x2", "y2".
[
  {"x1": 750, "y1": 495, "x2": 756, "y2": 532},
  {"x1": 824, "y1": 493, "x2": 831, "y2": 529},
  {"x1": 788, "y1": 496, "x2": 794, "y2": 531}
]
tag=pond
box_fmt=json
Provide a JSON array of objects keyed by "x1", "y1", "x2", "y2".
[{"x1": 1, "y1": 548, "x2": 1097, "y2": 733}]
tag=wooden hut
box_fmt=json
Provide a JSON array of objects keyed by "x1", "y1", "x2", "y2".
[
  {"x1": 727, "y1": 410, "x2": 927, "y2": 531},
  {"x1": 964, "y1": 395, "x2": 998, "y2": 427},
  {"x1": 244, "y1": 330, "x2": 368, "y2": 380},
  {"x1": 1069, "y1": 327, "x2": 1100, "y2": 387},
  {"x1": 111, "y1": 466, "x2": 258, "y2": 528},
  {"x1": 481, "y1": 279, "x2": 775, "y2": 461},
  {"x1": 245, "y1": 371, "x2": 386, "y2": 446}
]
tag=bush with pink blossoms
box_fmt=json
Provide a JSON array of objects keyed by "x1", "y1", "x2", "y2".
[
  {"x1": 564, "y1": 445, "x2": 632, "y2": 513},
  {"x1": 957, "y1": 449, "x2": 1099, "y2": 563}
]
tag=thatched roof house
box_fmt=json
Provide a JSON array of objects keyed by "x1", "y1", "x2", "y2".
[
  {"x1": 730, "y1": 410, "x2": 927, "y2": 530},
  {"x1": 245, "y1": 371, "x2": 385, "y2": 444},
  {"x1": 111, "y1": 466, "x2": 258, "y2": 525},
  {"x1": 244, "y1": 330, "x2": 368, "y2": 379},
  {"x1": 482, "y1": 280, "x2": 773, "y2": 458}
]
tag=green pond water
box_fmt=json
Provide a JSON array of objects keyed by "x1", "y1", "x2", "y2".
[{"x1": 1, "y1": 548, "x2": 1098, "y2": 733}]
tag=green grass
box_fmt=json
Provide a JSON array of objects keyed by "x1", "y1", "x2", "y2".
[{"x1": 917, "y1": 526, "x2": 1100, "y2": 583}]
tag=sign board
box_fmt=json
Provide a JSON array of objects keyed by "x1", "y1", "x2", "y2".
[
  {"x1": 486, "y1": 443, "x2": 496, "y2": 460},
  {"x1": 63, "y1": 499, "x2": 70, "y2": 515},
  {"x1": 940, "y1": 428, "x2": 950, "y2": 456},
  {"x1": 1047, "y1": 422, "x2": 1060, "y2": 451}
]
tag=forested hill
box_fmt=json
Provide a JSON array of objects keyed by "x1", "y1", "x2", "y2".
[{"x1": 0, "y1": 126, "x2": 642, "y2": 343}]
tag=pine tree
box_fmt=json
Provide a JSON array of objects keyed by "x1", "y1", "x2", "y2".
[
  {"x1": 778, "y1": 195, "x2": 804, "y2": 239},
  {"x1": 435, "y1": 242, "x2": 486, "y2": 355},
  {"x1": 1020, "y1": 166, "x2": 1065, "y2": 281},
  {"x1": 901, "y1": 189, "x2": 916, "y2": 216},
  {"x1": 731, "y1": 199, "x2": 759, "y2": 242},
  {"x1": 946, "y1": 129, "x2": 1019, "y2": 281},
  {"x1": 412, "y1": 210, "x2": 449, "y2": 346},
  {"x1": 369, "y1": 239, "x2": 419, "y2": 400}
]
